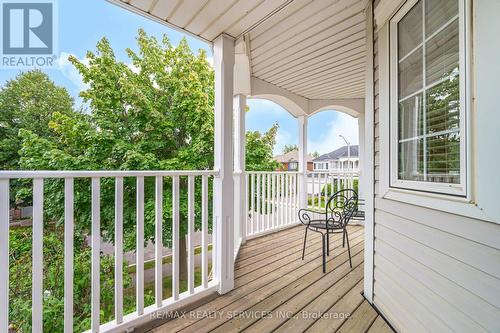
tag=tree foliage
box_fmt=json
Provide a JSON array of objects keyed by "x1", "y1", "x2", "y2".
[
  {"x1": 282, "y1": 144, "x2": 298, "y2": 154},
  {"x1": 0, "y1": 70, "x2": 74, "y2": 170},
  {"x1": 245, "y1": 124, "x2": 280, "y2": 171}
]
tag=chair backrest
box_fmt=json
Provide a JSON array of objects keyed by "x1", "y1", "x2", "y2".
[{"x1": 325, "y1": 189, "x2": 358, "y2": 229}]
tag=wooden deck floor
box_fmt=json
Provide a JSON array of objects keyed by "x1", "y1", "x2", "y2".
[{"x1": 148, "y1": 225, "x2": 393, "y2": 333}]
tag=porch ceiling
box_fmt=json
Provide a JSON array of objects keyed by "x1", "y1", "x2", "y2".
[{"x1": 109, "y1": 0, "x2": 367, "y2": 100}]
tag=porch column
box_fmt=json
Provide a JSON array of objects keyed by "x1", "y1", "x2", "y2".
[
  {"x1": 298, "y1": 115, "x2": 308, "y2": 209},
  {"x1": 213, "y1": 33, "x2": 235, "y2": 294},
  {"x1": 234, "y1": 94, "x2": 247, "y2": 246},
  {"x1": 357, "y1": 114, "x2": 365, "y2": 199}
]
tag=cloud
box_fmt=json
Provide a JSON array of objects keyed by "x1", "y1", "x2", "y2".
[
  {"x1": 56, "y1": 52, "x2": 89, "y2": 91},
  {"x1": 308, "y1": 113, "x2": 359, "y2": 155},
  {"x1": 206, "y1": 56, "x2": 214, "y2": 67},
  {"x1": 127, "y1": 63, "x2": 140, "y2": 74},
  {"x1": 274, "y1": 129, "x2": 293, "y2": 155}
]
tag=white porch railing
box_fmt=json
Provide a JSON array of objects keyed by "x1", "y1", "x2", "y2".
[
  {"x1": 243, "y1": 170, "x2": 359, "y2": 239},
  {"x1": 245, "y1": 172, "x2": 300, "y2": 238},
  {"x1": 307, "y1": 170, "x2": 359, "y2": 210},
  {"x1": 0, "y1": 170, "x2": 218, "y2": 333}
]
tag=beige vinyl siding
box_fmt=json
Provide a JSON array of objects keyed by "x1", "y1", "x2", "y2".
[{"x1": 371, "y1": 1, "x2": 500, "y2": 332}]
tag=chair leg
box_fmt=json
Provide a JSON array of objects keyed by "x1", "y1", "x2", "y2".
[
  {"x1": 326, "y1": 232, "x2": 330, "y2": 256},
  {"x1": 322, "y1": 234, "x2": 326, "y2": 273},
  {"x1": 302, "y1": 228, "x2": 308, "y2": 260},
  {"x1": 342, "y1": 229, "x2": 346, "y2": 248},
  {"x1": 345, "y1": 229, "x2": 352, "y2": 268}
]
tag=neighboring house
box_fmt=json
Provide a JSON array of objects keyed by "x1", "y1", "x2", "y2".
[
  {"x1": 273, "y1": 149, "x2": 313, "y2": 171},
  {"x1": 313, "y1": 145, "x2": 359, "y2": 171}
]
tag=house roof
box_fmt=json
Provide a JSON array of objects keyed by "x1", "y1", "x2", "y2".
[
  {"x1": 274, "y1": 150, "x2": 314, "y2": 163},
  {"x1": 313, "y1": 145, "x2": 359, "y2": 161}
]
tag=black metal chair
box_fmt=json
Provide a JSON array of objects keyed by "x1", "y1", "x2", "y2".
[{"x1": 298, "y1": 189, "x2": 359, "y2": 273}]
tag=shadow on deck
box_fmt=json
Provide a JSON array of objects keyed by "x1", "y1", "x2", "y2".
[{"x1": 145, "y1": 225, "x2": 393, "y2": 333}]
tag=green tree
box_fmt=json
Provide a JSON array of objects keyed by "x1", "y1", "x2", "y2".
[
  {"x1": 246, "y1": 124, "x2": 280, "y2": 171},
  {"x1": 0, "y1": 70, "x2": 74, "y2": 170},
  {"x1": 282, "y1": 144, "x2": 298, "y2": 154},
  {"x1": 19, "y1": 30, "x2": 215, "y2": 280}
]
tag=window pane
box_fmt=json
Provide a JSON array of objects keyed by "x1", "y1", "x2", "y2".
[
  {"x1": 398, "y1": 139, "x2": 425, "y2": 181},
  {"x1": 426, "y1": 19, "x2": 459, "y2": 85},
  {"x1": 398, "y1": 1, "x2": 422, "y2": 58},
  {"x1": 396, "y1": 0, "x2": 462, "y2": 188},
  {"x1": 399, "y1": 47, "x2": 423, "y2": 98},
  {"x1": 426, "y1": 75, "x2": 460, "y2": 134},
  {"x1": 426, "y1": 0, "x2": 459, "y2": 37},
  {"x1": 399, "y1": 94, "x2": 423, "y2": 140},
  {"x1": 426, "y1": 132, "x2": 460, "y2": 183}
]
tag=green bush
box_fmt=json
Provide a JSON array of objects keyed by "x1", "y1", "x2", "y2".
[{"x1": 8, "y1": 226, "x2": 151, "y2": 332}]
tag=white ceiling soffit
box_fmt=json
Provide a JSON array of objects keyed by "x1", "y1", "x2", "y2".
[
  {"x1": 249, "y1": 0, "x2": 367, "y2": 100},
  {"x1": 110, "y1": 0, "x2": 293, "y2": 43},
  {"x1": 110, "y1": 0, "x2": 367, "y2": 100}
]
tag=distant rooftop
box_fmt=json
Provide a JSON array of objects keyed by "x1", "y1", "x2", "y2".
[
  {"x1": 314, "y1": 145, "x2": 359, "y2": 161},
  {"x1": 274, "y1": 149, "x2": 314, "y2": 163}
]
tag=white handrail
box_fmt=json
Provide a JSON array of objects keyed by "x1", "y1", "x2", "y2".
[{"x1": 0, "y1": 169, "x2": 218, "y2": 178}]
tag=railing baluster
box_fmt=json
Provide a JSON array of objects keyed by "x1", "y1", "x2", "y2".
[
  {"x1": 289, "y1": 174, "x2": 293, "y2": 223},
  {"x1": 64, "y1": 178, "x2": 74, "y2": 333},
  {"x1": 263, "y1": 175, "x2": 266, "y2": 231},
  {"x1": 292, "y1": 174, "x2": 297, "y2": 221},
  {"x1": 115, "y1": 177, "x2": 124, "y2": 324},
  {"x1": 201, "y1": 175, "x2": 208, "y2": 288},
  {"x1": 266, "y1": 174, "x2": 270, "y2": 231},
  {"x1": 136, "y1": 176, "x2": 144, "y2": 315},
  {"x1": 256, "y1": 174, "x2": 261, "y2": 233},
  {"x1": 324, "y1": 174, "x2": 328, "y2": 206},
  {"x1": 172, "y1": 175, "x2": 180, "y2": 300},
  {"x1": 288, "y1": 175, "x2": 292, "y2": 224},
  {"x1": 271, "y1": 174, "x2": 276, "y2": 230},
  {"x1": 250, "y1": 173, "x2": 255, "y2": 236},
  {"x1": 155, "y1": 176, "x2": 163, "y2": 306},
  {"x1": 0, "y1": 180, "x2": 8, "y2": 332},
  {"x1": 311, "y1": 173, "x2": 314, "y2": 209},
  {"x1": 245, "y1": 173, "x2": 249, "y2": 237},
  {"x1": 280, "y1": 174, "x2": 284, "y2": 226},
  {"x1": 187, "y1": 176, "x2": 195, "y2": 294},
  {"x1": 283, "y1": 174, "x2": 288, "y2": 225},
  {"x1": 320, "y1": 173, "x2": 325, "y2": 208},
  {"x1": 32, "y1": 179, "x2": 44, "y2": 333},
  {"x1": 317, "y1": 174, "x2": 321, "y2": 209},
  {"x1": 91, "y1": 177, "x2": 100, "y2": 333}
]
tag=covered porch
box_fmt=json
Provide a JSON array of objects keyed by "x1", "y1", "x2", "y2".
[{"x1": 1, "y1": 0, "x2": 379, "y2": 332}]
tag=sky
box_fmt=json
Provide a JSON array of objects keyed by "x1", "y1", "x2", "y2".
[{"x1": 0, "y1": 0, "x2": 358, "y2": 156}]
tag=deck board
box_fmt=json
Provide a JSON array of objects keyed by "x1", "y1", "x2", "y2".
[{"x1": 149, "y1": 225, "x2": 393, "y2": 333}]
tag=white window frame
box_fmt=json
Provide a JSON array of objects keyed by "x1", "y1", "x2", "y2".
[{"x1": 389, "y1": 0, "x2": 469, "y2": 197}]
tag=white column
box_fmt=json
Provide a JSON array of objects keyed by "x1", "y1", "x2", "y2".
[
  {"x1": 234, "y1": 94, "x2": 247, "y2": 246},
  {"x1": 358, "y1": 114, "x2": 365, "y2": 198},
  {"x1": 363, "y1": 1, "x2": 375, "y2": 304},
  {"x1": 213, "y1": 33, "x2": 235, "y2": 294},
  {"x1": 298, "y1": 115, "x2": 308, "y2": 209}
]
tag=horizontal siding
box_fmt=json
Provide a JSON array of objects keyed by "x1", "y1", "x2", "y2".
[
  {"x1": 371, "y1": 1, "x2": 500, "y2": 332},
  {"x1": 375, "y1": 233, "x2": 500, "y2": 332}
]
